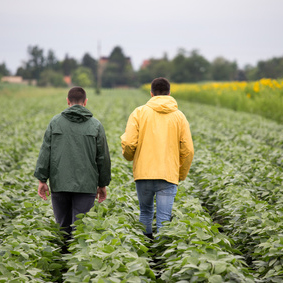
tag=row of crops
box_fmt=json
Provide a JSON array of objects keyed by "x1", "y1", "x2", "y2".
[{"x1": 0, "y1": 84, "x2": 283, "y2": 282}]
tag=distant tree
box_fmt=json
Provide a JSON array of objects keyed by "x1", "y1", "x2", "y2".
[
  {"x1": 137, "y1": 55, "x2": 171, "y2": 84},
  {"x1": 235, "y1": 69, "x2": 247, "y2": 81},
  {"x1": 185, "y1": 50, "x2": 211, "y2": 82},
  {"x1": 102, "y1": 46, "x2": 134, "y2": 87},
  {"x1": 62, "y1": 54, "x2": 78, "y2": 76},
  {"x1": 46, "y1": 49, "x2": 60, "y2": 71},
  {"x1": 170, "y1": 51, "x2": 187, "y2": 83},
  {"x1": 38, "y1": 69, "x2": 67, "y2": 87},
  {"x1": 0, "y1": 62, "x2": 10, "y2": 78},
  {"x1": 152, "y1": 60, "x2": 171, "y2": 79},
  {"x1": 82, "y1": 53, "x2": 97, "y2": 77},
  {"x1": 244, "y1": 64, "x2": 258, "y2": 81},
  {"x1": 137, "y1": 68, "x2": 153, "y2": 85},
  {"x1": 16, "y1": 66, "x2": 31, "y2": 79},
  {"x1": 72, "y1": 67, "x2": 94, "y2": 87},
  {"x1": 26, "y1": 45, "x2": 45, "y2": 80},
  {"x1": 15, "y1": 45, "x2": 45, "y2": 80},
  {"x1": 109, "y1": 46, "x2": 127, "y2": 71},
  {"x1": 102, "y1": 62, "x2": 118, "y2": 88},
  {"x1": 171, "y1": 49, "x2": 210, "y2": 82},
  {"x1": 211, "y1": 57, "x2": 237, "y2": 81},
  {"x1": 256, "y1": 57, "x2": 283, "y2": 79}
]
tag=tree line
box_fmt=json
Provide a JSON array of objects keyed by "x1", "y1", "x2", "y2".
[{"x1": 1, "y1": 45, "x2": 283, "y2": 88}]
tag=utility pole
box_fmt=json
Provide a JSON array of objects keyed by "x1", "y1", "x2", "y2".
[{"x1": 96, "y1": 41, "x2": 101, "y2": 94}]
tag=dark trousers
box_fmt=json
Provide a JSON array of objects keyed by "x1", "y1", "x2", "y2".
[{"x1": 51, "y1": 192, "x2": 96, "y2": 238}]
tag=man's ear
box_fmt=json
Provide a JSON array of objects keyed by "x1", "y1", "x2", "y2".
[
  {"x1": 150, "y1": 92, "x2": 154, "y2": 97},
  {"x1": 67, "y1": 98, "x2": 71, "y2": 106},
  {"x1": 83, "y1": 98, "x2": 88, "y2": 106}
]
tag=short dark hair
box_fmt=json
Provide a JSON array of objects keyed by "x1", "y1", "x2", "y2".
[
  {"x1": 68, "y1": 87, "x2": 86, "y2": 104},
  {"x1": 151, "y1": 77, "x2": 170, "y2": 96}
]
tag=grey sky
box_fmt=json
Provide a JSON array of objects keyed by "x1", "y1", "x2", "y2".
[{"x1": 1, "y1": 0, "x2": 283, "y2": 74}]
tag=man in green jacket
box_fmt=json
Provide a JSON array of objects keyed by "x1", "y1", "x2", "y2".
[{"x1": 34, "y1": 86, "x2": 111, "y2": 239}]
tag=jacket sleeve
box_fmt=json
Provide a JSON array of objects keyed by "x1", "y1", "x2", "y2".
[
  {"x1": 34, "y1": 123, "x2": 52, "y2": 182},
  {"x1": 179, "y1": 118, "x2": 194, "y2": 181},
  {"x1": 121, "y1": 110, "x2": 139, "y2": 161},
  {"x1": 96, "y1": 124, "x2": 111, "y2": 187}
]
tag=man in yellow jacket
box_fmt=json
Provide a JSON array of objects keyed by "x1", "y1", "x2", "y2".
[{"x1": 121, "y1": 77, "x2": 194, "y2": 239}]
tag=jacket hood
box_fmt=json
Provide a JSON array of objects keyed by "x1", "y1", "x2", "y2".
[
  {"x1": 146, "y1": 95, "x2": 178, "y2": 114},
  {"x1": 61, "y1": 105, "x2": 93, "y2": 123}
]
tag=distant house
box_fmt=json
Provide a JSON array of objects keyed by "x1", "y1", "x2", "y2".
[
  {"x1": 99, "y1": 57, "x2": 110, "y2": 68},
  {"x1": 64, "y1": 76, "x2": 72, "y2": 86},
  {"x1": 141, "y1": 60, "x2": 150, "y2": 69},
  {"x1": 1, "y1": 76, "x2": 23, "y2": 83},
  {"x1": 1, "y1": 76, "x2": 36, "y2": 85}
]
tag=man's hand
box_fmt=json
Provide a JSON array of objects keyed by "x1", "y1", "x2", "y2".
[
  {"x1": 38, "y1": 181, "x2": 50, "y2": 200},
  {"x1": 96, "y1": 187, "x2": 107, "y2": 203}
]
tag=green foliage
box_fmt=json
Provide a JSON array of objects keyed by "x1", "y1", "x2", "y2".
[
  {"x1": 37, "y1": 70, "x2": 67, "y2": 87},
  {"x1": 139, "y1": 49, "x2": 212, "y2": 84},
  {"x1": 257, "y1": 57, "x2": 283, "y2": 79},
  {"x1": 245, "y1": 56, "x2": 283, "y2": 81},
  {"x1": 211, "y1": 57, "x2": 238, "y2": 81},
  {"x1": 137, "y1": 55, "x2": 171, "y2": 84},
  {"x1": 181, "y1": 103, "x2": 283, "y2": 282},
  {"x1": 46, "y1": 50, "x2": 58, "y2": 69},
  {"x1": 63, "y1": 200, "x2": 153, "y2": 282},
  {"x1": 62, "y1": 54, "x2": 78, "y2": 76},
  {"x1": 82, "y1": 53, "x2": 97, "y2": 77},
  {"x1": 15, "y1": 45, "x2": 46, "y2": 80},
  {"x1": 0, "y1": 62, "x2": 10, "y2": 78},
  {"x1": 153, "y1": 194, "x2": 253, "y2": 282},
  {"x1": 102, "y1": 46, "x2": 135, "y2": 88},
  {"x1": 171, "y1": 49, "x2": 211, "y2": 83},
  {"x1": 0, "y1": 89, "x2": 68, "y2": 282},
  {"x1": 71, "y1": 67, "x2": 94, "y2": 87},
  {"x1": 9, "y1": 45, "x2": 283, "y2": 87}
]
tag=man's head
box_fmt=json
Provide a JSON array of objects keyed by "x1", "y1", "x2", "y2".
[
  {"x1": 151, "y1": 77, "x2": 170, "y2": 96},
  {"x1": 67, "y1": 87, "x2": 87, "y2": 106}
]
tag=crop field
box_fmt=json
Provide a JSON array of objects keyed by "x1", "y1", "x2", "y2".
[{"x1": 0, "y1": 84, "x2": 283, "y2": 282}]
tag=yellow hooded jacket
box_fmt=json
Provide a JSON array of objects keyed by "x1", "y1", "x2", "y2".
[{"x1": 121, "y1": 95, "x2": 194, "y2": 185}]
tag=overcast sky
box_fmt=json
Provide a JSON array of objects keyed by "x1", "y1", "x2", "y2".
[{"x1": 1, "y1": 0, "x2": 283, "y2": 74}]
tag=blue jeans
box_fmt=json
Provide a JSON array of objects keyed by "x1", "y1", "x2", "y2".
[{"x1": 136, "y1": 180, "x2": 177, "y2": 234}]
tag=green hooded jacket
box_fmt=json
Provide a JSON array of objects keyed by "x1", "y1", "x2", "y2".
[{"x1": 34, "y1": 105, "x2": 111, "y2": 194}]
